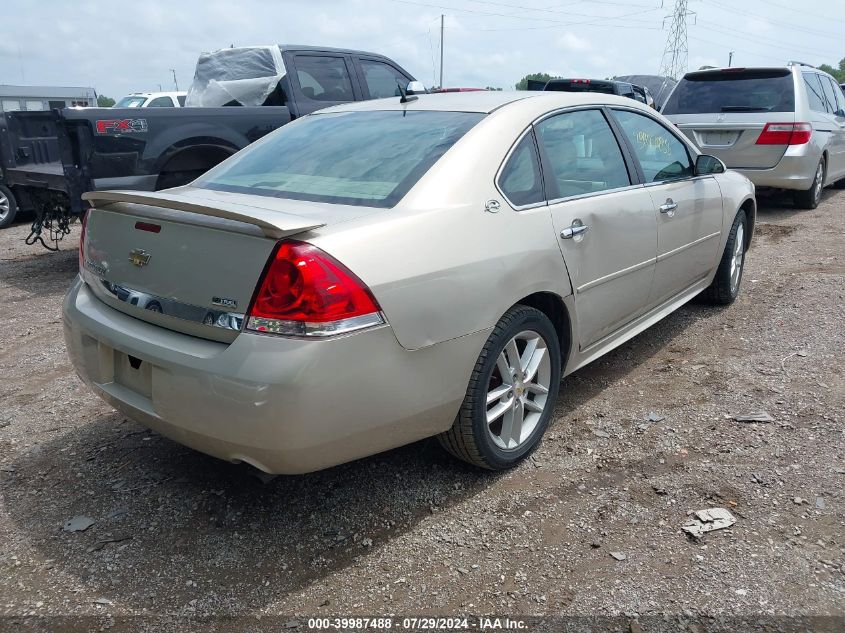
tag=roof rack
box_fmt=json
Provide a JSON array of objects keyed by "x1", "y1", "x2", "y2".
[{"x1": 787, "y1": 60, "x2": 816, "y2": 69}]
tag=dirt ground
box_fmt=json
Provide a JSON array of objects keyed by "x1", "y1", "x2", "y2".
[{"x1": 0, "y1": 188, "x2": 843, "y2": 628}]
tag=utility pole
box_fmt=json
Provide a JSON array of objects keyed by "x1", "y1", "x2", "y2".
[
  {"x1": 658, "y1": 0, "x2": 695, "y2": 80},
  {"x1": 728, "y1": 51, "x2": 734, "y2": 67},
  {"x1": 170, "y1": 69, "x2": 179, "y2": 91},
  {"x1": 439, "y1": 14, "x2": 444, "y2": 89}
]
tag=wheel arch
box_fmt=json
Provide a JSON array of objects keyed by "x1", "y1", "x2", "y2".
[
  {"x1": 739, "y1": 196, "x2": 756, "y2": 250},
  {"x1": 154, "y1": 142, "x2": 238, "y2": 189},
  {"x1": 513, "y1": 291, "x2": 573, "y2": 371}
]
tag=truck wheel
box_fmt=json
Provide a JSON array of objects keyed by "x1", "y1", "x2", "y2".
[
  {"x1": 0, "y1": 185, "x2": 18, "y2": 229},
  {"x1": 438, "y1": 305, "x2": 561, "y2": 470},
  {"x1": 700, "y1": 209, "x2": 746, "y2": 305},
  {"x1": 793, "y1": 158, "x2": 825, "y2": 209}
]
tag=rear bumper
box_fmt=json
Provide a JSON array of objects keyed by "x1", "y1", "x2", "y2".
[
  {"x1": 733, "y1": 147, "x2": 822, "y2": 190},
  {"x1": 63, "y1": 278, "x2": 486, "y2": 474}
]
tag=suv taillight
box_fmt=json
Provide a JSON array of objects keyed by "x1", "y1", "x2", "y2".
[
  {"x1": 756, "y1": 122, "x2": 812, "y2": 145},
  {"x1": 246, "y1": 240, "x2": 384, "y2": 337},
  {"x1": 78, "y1": 210, "x2": 88, "y2": 272}
]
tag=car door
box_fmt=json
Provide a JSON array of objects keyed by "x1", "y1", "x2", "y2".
[
  {"x1": 354, "y1": 57, "x2": 412, "y2": 100},
  {"x1": 611, "y1": 108, "x2": 723, "y2": 306},
  {"x1": 818, "y1": 74, "x2": 845, "y2": 181},
  {"x1": 286, "y1": 53, "x2": 361, "y2": 116},
  {"x1": 532, "y1": 108, "x2": 658, "y2": 350}
]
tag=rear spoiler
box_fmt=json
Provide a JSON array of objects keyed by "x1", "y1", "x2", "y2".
[{"x1": 82, "y1": 190, "x2": 325, "y2": 239}]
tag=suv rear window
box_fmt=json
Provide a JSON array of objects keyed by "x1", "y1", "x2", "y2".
[
  {"x1": 662, "y1": 69, "x2": 794, "y2": 114},
  {"x1": 197, "y1": 110, "x2": 484, "y2": 208}
]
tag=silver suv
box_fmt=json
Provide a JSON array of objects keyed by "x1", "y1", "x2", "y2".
[{"x1": 662, "y1": 63, "x2": 845, "y2": 208}]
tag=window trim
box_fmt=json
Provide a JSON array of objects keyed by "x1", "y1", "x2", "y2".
[
  {"x1": 533, "y1": 105, "x2": 643, "y2": 206},
  {"x1": 608, "y1": 106, "x2": 704, "y2": 187},
  {"x1": 494, "y1": 126, "x2": 548, "y2": 211}
]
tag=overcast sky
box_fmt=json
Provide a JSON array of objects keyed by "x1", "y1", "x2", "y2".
[{"x1": 1, "y1": 0, "x2": 841, "y2": 99}]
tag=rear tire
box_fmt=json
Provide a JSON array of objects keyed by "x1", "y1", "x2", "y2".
[
  {"x1": 438, "y1": 305, "x2": 561, "y2": 470},
  {"x1": 793, "y1": 157, "x2": 825, "y2": 209},
  {"x1": 0, "y1": 185, "x2": 19, "y2": 229},
  {"x1": 700, "y1": 209, "x2": 747, "y2": 305}
]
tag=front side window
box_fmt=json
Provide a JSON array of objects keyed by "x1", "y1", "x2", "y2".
[
  {"x1": 360, "y1": 60, "x2": 408, "y2": 99},
  {"x1": 294, "y1": 56, "x2": 354, "y2": 102},
  {"x1": 498, "y1": 133, "x2": 545, "y2": 207},
  {"x1": 197, "y1": 110, "x2": 484, "y2": 208},
  {"x1": 804, "y1": 73, "x2": 828, "y2": 112},
  {"x1": 536, "y1": 109, "x2": 630, "y2": 199},
  {"x1": 613, "y1": 109, "x2": 693, "y2": 182}
]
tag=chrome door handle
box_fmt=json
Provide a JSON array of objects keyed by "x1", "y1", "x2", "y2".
[
  {"x1": 659, "y1": 200, "x2": 678, "y2": 214},
  {"x1": 560, "y1": 223, "x2": 589, "y2": 239}
]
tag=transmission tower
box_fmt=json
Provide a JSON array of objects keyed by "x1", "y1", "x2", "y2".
[{"x1": 659, "y1": 0, "x2": 695, "y2": 80}]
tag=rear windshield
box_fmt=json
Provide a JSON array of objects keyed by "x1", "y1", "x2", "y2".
[
  {"x1": 545, "y1": 80, "x2": 616, "y2": 95},
  {"x1": 115, "y1": 96, "x2": 146, "y2": 108},
  {"x1": 662, "y1": 69, "x2": 794, "y2": 114},
  {"x1": 197, "y1": 110, "x2": 484, "y2": 208}
]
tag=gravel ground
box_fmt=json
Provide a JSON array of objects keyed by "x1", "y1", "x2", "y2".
[{"x1": 0, "y1": 189, "x2": 843, "y2": 627}]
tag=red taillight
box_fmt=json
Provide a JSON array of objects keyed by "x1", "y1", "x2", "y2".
[
  {"x1": 246, "y1": 240, "x2": 383, "y2": 337},
  {"x1": 756, "y1": 122, "x2": 812, "y2": 145},
  {"x1": 571, "y1": 79, "x2": 590, "y2": 84},
  {"x1": 78, "y1": 210, "x2": 88, "y2": 272}
]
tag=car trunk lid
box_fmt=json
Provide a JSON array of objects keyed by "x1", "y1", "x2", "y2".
[
  {"x1": 671, "y1": 111, "x2": 797, "y2": 169},
  {"x1": 80, "y1": 188, "x2": 331, "y2": 343}
]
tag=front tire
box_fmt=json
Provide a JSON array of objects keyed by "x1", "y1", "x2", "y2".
[
  {"x1": 700, "y1": 209, "x2": 747, "y2": 305},
  {"x1": 438, "y1": 305, "x2": 561, "y2": 470},
  {"x1": 0, "y1": 185, "x2": 18, "y2": 229},
  {"x1": 794, "y1": 157, "x2": 825, "y2": 209}
]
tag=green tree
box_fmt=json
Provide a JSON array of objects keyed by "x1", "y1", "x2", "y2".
[
  {"x1": 818, "y1": 58, "x2": 845, "y2": 82},
  {"x1": 515, "y1": 73, "x2": 559, "y2": 90},
  {"x1": 97, "y1": 95, "x2": 115, "y2": 107}
]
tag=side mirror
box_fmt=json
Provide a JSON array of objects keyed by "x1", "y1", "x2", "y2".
[
  {"x1": 406, "y1": 81, "x2": 426, "y2": 95},
  {"x1": 695, "y1": 154, "x2": 726, "y2": 176}
]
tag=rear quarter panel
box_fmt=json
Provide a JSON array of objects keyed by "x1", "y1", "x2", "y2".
[{"x1": 308, "y1": 107, "x2": 574, "y2": 351}]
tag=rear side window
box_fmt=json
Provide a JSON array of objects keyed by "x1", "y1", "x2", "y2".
[
  {"x1": 819, "y1": 75, "x2": 842, "y2": 114},
  {"x1": 147, "y1": 96, "x2": 174, "y2": 107},
  {"x1": 536, "y1": 109, "x2": 630, "y2": 199},
  {"x1": 177, "y1": 95, "x2": 186, "y2": 106},
  {"x1": 613, "y1": 110, "x2": 693, "y2": 183},
  {"x1": 360, "y1": 60, "x2": 409, "y2": 99},
  {"x1": 498, "y1": 133, "x2": 545, "y2": 207},
  {"x1": 662, "y1": 69, "x2": 794, "y2": 114},
  {"x1": 294, "y1": 56, "x2": 354, "y2": 102},
  {"x1": 804, "y1": 73, "x2": 828, "y2": 112}
]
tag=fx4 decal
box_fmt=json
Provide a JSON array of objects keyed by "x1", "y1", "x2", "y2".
[{"x1": 95, "y1": 119, "x2": 148, "y2": 134}]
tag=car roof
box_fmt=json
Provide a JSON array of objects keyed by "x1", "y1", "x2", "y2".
[
  {"x1": 320, "y1": 90, "x2": 649, "y2": 115},
  {"x1": 278, "y1": 44, "x2": 390, "y2": 58}
]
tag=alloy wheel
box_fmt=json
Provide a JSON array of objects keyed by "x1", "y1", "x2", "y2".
[
  {"x1": 0, "y1": 191, "x2": 9, "y2": 221},
  {"x1": 485, "y1": 330, "x2": 552, "y2": 450},
  {"x1": 729, "y1": 223, "x2": 745, "y2": 295}
]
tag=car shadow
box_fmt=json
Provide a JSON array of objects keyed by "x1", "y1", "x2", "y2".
[
  {"x1": 3, "y1": 300, "x2": 719, "y2": 613},
  {"x1": 754, "y1": 187, "x2": 839, "y2": 220}
]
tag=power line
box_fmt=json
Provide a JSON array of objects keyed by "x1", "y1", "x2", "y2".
[
  {"x1": 696, "y1": 18, "x2": 839, "y2": 61},
  {"x1": 701, "y1": 0, "x2": 840, "y2": 40}
]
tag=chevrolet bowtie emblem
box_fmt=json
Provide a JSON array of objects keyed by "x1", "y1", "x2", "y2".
[{"x1": 128, "y1": 249, "x2": 151, "y2": 268}]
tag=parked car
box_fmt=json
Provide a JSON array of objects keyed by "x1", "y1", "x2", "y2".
[
  {"x1": 0, "y1": 114, "x2": 24, "y2": 228},
  {"x1": 65, "y1": 91, "x2": 755, "y2": 474},
  {"x1": 530, "y1": 78, "x2": 646, "y2": 102},
  {"x1": 114, "y1": 92, "x2": 187, "y2": 108},
  {"x1": 1, "y1": 45, "x2": 416, "y2": 232},
  {"x1": 661, "y1": 64, "x2": 845, "y2": 208}
]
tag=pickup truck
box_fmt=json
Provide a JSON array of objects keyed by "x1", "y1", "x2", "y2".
[{"x1": 1, "y1": 45, "x2": 416, "y2": 242}]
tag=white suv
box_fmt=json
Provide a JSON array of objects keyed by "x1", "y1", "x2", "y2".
[{"x1": 662, "y1": 63, "x2": 845, "y2": 208}]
